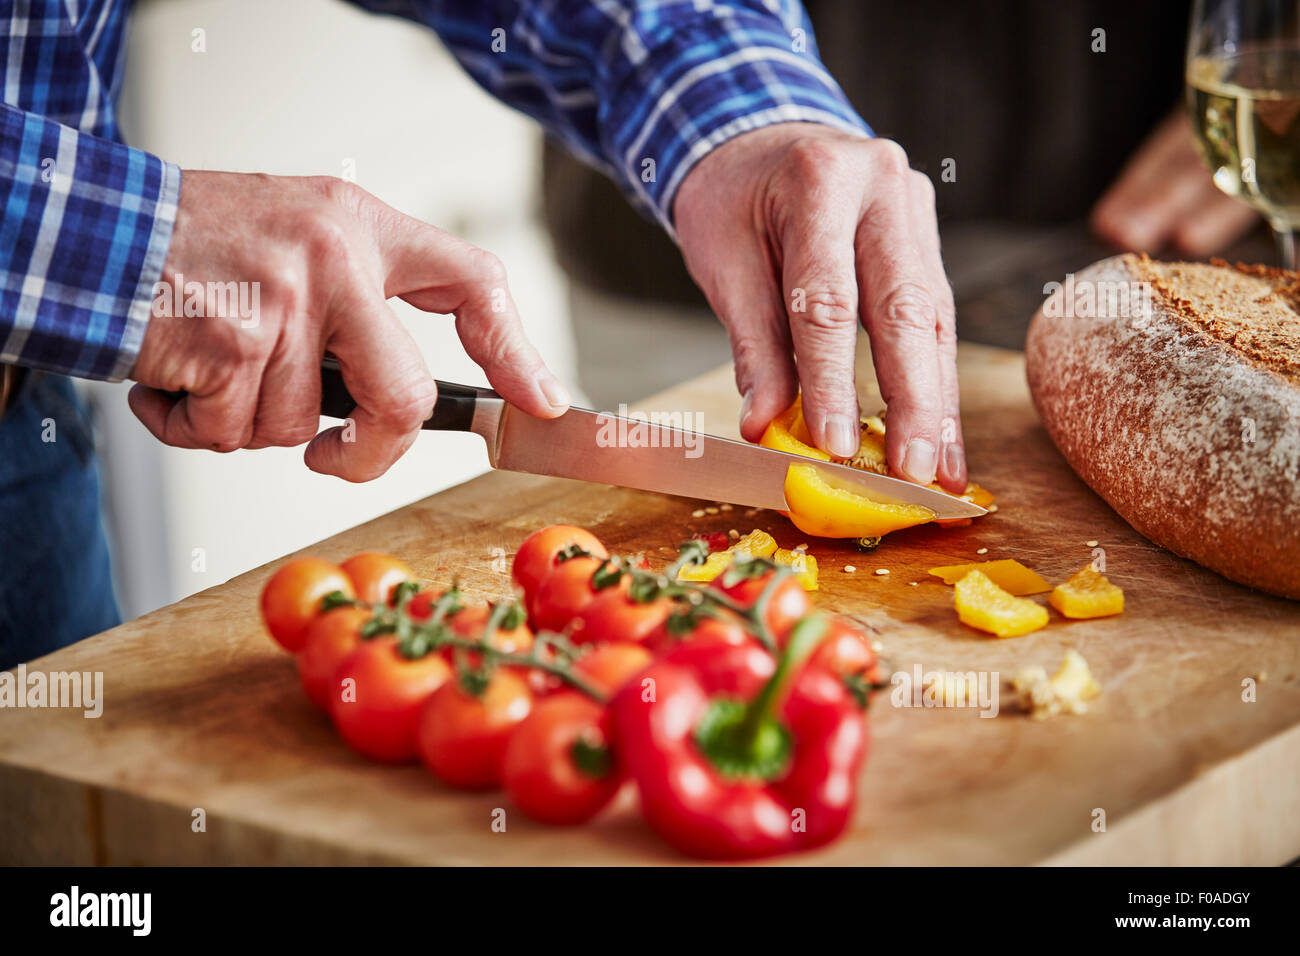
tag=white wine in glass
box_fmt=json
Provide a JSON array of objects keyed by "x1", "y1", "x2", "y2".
[{"x1": 1186, "y1": 0, "x2": 1300, "y2": 268}]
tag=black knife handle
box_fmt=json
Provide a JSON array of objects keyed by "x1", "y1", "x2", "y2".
[{"x1": 319, "y1": 355, "x2": 482, "y2": 432}]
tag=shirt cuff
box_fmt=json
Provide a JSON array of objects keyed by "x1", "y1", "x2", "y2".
[
  {"x1": 601, "y1": 22, "x2": 871, "y2": 237},
  {"x1": 109, "y1": 160, "x2": 180, "y2": 382}
]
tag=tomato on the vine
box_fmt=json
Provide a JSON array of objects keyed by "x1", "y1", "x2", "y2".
[
  {"x1": 572, "y1": 590, "x2": 672, "y2": 646},
  {"x1": 260, "y1": 557, "x2": 355, "y2": 652},
  {"x1": 296, "y1": 605, "x2": 369, "y2": 711},
  {"x1": 643, "y1": 610, "x2": 752, "y2": 660},
  {"x1": 417, "y1": 670, "x2": 533, "y2": 789},
  {"x1": 330, "y1": 636, "x2": 452, "y2": 763},
  {"x1": 446, "y1": 604, "x2": 533, "y2": 656},
  {"x1": 809, "y1": 616, "x2": 881, "y2": 681},
  {"x1": 502, "y1": 692, "x2": 620, "y2": 825},
  {"x1": 340, "y1": 552, "x2": 415, "y2": 605},
  {"x1": 530, "y1": 556, "x2": 624, "y2": 634},
  {"x1": 710, "y1": 566, "x2": 811, "y2": 639},
  {"x1": 512, "y1": 525, "x2": 607, "y2": 605},
  {"x1": 572, "y1": 642, "x2": 653, "y2": 697}
]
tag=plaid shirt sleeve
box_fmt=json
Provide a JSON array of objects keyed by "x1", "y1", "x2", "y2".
[
  {"x1": 0, "y1": 102, "x2": 180, "y2": 381},
  {"x1": 350, "y1": 0, "x2": 870, "y2": 234}
]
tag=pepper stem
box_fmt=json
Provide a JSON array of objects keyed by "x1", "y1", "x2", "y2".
[{"x1": 737, "y1": 614, "x2": 828, "y2": 748}]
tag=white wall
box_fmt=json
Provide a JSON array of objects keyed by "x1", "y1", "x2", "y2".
[{"x1": 84, "y1": 0, "x2": 576, "y2": 618}]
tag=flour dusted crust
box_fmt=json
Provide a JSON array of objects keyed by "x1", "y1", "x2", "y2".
[{"x1": 1025, "y1": 254, "x2": 1300, "y2": 599}]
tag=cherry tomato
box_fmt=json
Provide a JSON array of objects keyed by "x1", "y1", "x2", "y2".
[
  {"x1": 260, "y1": 557, "x2": 355, "y2": 652},
  {"x1": 810, "y1": 616, "x2": 880, "y2": 681},
  {"x1": 447, "y1": 605, "x2": 533, "y2": 655},
  {"x1": 417, "y1": 670, "x2": 533, "y2": 789},
  {"x1": 573, "y1": 642, "x2": 653, "y2": 696},
  {"x1": 502, "y1": 692, "x2": 620, "y2": 825},
  {"x1": 330, "y1": 636, "x2": 452, "y2": 763},
  {"x1": 530, "y1": 556, "x2": 623, "y2": 634},
  {"x1": 642, "y1": 610, "x2": 751, "y2": 661},
  {"x1": 296, "y1": 605, "x2": 369, "y2": 711},
  {"x1": 406, "y1": 588, "x2": 456, "y2": 622},
  {"x1": 572, "y1": 590, "x2": 672, "y2": 646},
  {"x1": 710, "y1": 568, "x2": 811, "y2": 638},
  {"x1": 512, "y1": 525, "x2": 607, "y2": 605},
  {"x1": 340, "y1": 552, "x2": 415, "y2": 605}
]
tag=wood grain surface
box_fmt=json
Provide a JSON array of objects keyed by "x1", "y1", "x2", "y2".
[{"x1": 2, "y1": 343, "x2": 1297, "y2": 865}]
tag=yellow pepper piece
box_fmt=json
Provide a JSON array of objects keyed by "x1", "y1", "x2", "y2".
[
  {"x1": 773, "y1": 548, "x2": 819, "y2": 591},
  {"x1": 730, "y1": 529, "x2": 777, "y2": 560},
  {"x1": 953, "y1": 570, "x2": 1049, "y2": 638},
  {"x1": 759, "y1": 396, "x2": 992, "y2": 540},
  {"x1": 675, "y1": 529, "x2": 778, "y2": 583},
  {"x1": 928, "y1": 559, "x2": 1051, "y2": 595},
  {"x1": 675, "y1": 553, "x2": 731, "y2": 582},
  {"x1": 783, "y1": 463, "x2": 934, "y2": 539},
  {"x1": 1049, "y1": 566, "x2": 1124, "y2": 619}
]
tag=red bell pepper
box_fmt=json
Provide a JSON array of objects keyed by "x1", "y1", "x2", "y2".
[{"x1": 610, "y1": 615, "x2": 867, "y2": 860}]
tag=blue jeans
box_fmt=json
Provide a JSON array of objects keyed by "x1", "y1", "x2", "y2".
[{"x1": 0, "y1": 372, "x2": 119, "y2": 668}]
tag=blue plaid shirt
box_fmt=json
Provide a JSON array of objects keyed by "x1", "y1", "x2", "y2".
[{"x1": 2, "y1": 0, "x2": 867, "y2": 382}]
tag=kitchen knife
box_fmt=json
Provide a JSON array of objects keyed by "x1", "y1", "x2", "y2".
[{"x1": 318, "y1": 357, "x2": 986, "y2": 518}]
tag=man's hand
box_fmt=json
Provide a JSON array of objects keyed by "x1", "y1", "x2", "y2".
[
  {"x1": 1090, "y1": 112, "x2": 1258, "y2": 256},
  {"x1": 129, "y1": 171, "x2": 569, "y2": 481},
  {"x1": 673, "y1": 124, "x2": 965, "y2": 493}
]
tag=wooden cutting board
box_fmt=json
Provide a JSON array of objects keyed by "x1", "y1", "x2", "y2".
[{"x1": 2, "y1": 343, "x2": 1298, "y2": 866}]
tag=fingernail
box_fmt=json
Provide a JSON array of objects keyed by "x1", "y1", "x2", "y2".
[
  {"x1": 825, "y1": 415, "x2": 860, "y2": 459},
  {"x1": 541, "y1": 376, "x2": 571, "y2": 410},
  {"x1": 739, "y1": 390, "x2": 755, "y2": 429},
  {"x1": 944, "y1": 442, "x2": 965, "y2": 481},
  {"x1": 902, "y1": 438, "x2": 937, "y2": 484}
]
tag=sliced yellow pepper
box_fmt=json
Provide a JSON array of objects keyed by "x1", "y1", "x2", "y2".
[
  {"x1": 928, "y1": 559, "x2": 1051, "y2": 595},
  {"x1": 953, "y1": 570, "x2": 1049, "y2": 638},
  {"x1": 675, "y1": 529, "x2": 778, "y2": 583},
  {"x1": 759, "y1": 396, "x2": 994, "y2": 540},
  {"x1": 1049, "y1": 566, "x2": 1124, "y2": 619},
  {"x1": 773, "y1": 548, "x2": 819, "y2": 591}
]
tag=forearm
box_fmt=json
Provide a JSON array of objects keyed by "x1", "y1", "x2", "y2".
[
  {"x1": 0, "y1": 102, "x2": 179, "y2": 381},
  {"x1": 344, "y1": 1, "x2": 869, "y2": 232}
]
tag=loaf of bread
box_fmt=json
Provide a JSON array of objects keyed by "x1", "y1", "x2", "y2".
[{"x1": 1025, "y1": 254, "x2": 1300, "y2": 599}]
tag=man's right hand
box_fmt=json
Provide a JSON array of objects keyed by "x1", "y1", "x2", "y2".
[{"x1": 128, "y1": 171, "x2": 570, "y2": 481}]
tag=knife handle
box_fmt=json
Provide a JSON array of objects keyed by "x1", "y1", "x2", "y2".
[{"x1": 319, "y1": 355, "x2": 495, "y2": 432}]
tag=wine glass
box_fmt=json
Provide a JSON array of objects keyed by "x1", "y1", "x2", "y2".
[{"x1": 1186, "y1": 0, "x2": 1300, "y2": 268}]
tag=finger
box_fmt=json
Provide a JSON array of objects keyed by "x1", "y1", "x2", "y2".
[
  {"x1": 1093, "y1": 159, "x2": 1210, "y2": 252},
  {"x1": 781, "y1": 173, "x2": 864, "y2": 459},
  {"x1": 906, "y1": 171, "x2": 967, "y2": 493},
  {"x1": 127, "y1": 367, "x2": 260, "y2": 453},
  {"x1": 370, "y1": 207, "x2": 569, "y2": 418},
  {"x1": 856, "y1": 159, "x2": 946, "y2": 485},
  {"x1": 1173, "y1": 192, "x2": 1259, "y2": 257},
  {"x1": 304, "y1": 291, "x2": 436, "y2": 482},
  {"x1": 247, "y1": 319, "x2": 325, "y2": 450}
]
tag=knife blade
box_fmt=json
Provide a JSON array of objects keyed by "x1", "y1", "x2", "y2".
[{"x1": 319, "y1": 358, "x2": 986, "y2": 519}]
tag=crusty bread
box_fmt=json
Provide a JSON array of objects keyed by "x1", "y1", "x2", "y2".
[{"x1": 1025, "y1": 254, "x2": 1300, "y2": 599}]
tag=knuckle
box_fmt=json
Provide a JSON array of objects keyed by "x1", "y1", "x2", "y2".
[
  {"x1": 467, "y1": 247, "x2": 508, "y2": 288},
  {"x1": 379, "y1": 376, "x2": 437, "y2": 432},
  {"x1": 876, "y1": 282, "x2": 939, "y2": 336},
  {"x1": 314, "y1": 175, "x2": 363, "y2": 210},
  {"x1": 796, "y1": 288, "x2": 859, "y2": 332},
  {"x1": 868, "y1": 138, "x2": 911, "y2": 177},
  {"x1": 909, "y1": 169, "x2": 936, "y2": 204},
  {"x1": 784, "y1": 137, "x2": 851, "y2": 185}
]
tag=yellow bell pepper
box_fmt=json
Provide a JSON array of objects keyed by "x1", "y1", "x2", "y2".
[
  {"x1": 953, "y1": 570, "x2": 1049, "y2": 638},
  {"x1": 1049, "y1": 566, "x2": 1124, "y2": 619},
  {"x1": 759, "y1": 396, "x2": 996, "y2": 540},
  {"x1": 928, "y1": 559, "x2": 1051, "y2": 595},
  {"x1": 773, "y1": 548, "x2": 819, "y2": 591},
  {"x1": 674, "y1": 530, "x2": 778, "y2": 583}
]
